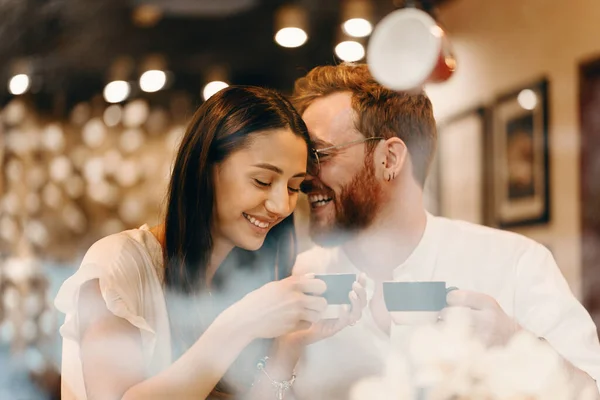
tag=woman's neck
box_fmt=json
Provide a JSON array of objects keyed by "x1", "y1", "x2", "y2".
[{"x1": 206, "y1": 237, "x2": 234, "y2": 287}]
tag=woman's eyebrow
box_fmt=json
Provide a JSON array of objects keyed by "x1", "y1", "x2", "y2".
[{"x1": 252, "y1": 163, "x2": 306, "y2": 178}]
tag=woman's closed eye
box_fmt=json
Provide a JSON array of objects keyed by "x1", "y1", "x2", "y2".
[
  {"x1": 254, "y1": 179, "x2": 300, "y2": 194},
  {"x1": 254, "y1": 179, "x2": 270, "y2": 187}
]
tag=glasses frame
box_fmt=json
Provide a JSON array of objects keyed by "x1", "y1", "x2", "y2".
[{"x1": 309, "y1": 137, "x2": 384, "y2": 175}]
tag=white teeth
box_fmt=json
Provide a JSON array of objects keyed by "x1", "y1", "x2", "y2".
[
  {"x1": 309, "y1": 194, "x2": 332, "y2": 205},
  {"x1": 244, "y1": 213, "x2": 270, "y2": 229}
]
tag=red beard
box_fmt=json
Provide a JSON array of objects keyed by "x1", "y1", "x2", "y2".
[{"x1": 309, "y1": 154, "x2": 384, "y2": 247}]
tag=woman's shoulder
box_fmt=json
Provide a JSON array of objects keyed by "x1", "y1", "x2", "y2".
[
  {"x1": 83, "y1": 229, "x2": 143, "y2": 262},
  {"x1": 80, "y1": 226, "x2": 163, "y2": 281}
]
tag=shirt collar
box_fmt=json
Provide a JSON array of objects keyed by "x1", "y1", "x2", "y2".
[
  {"x1": 329, "y1": 212, "x2": 440, "y2": 281},
  {"x1": 392, "y1": 211, "x2": 440, "y2": 280}
]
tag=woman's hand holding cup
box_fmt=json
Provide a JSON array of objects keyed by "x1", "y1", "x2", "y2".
[
  {"x1": 225, "y1": 274, "x2": 328, "y2": 340},
  {"x1": 283, "y1": 273, "x2": 368, "y2": 347}
]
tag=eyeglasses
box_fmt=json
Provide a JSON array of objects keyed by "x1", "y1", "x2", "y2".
[{"x1": 308, "y1": 137, "x2": 384, "y2": 176}]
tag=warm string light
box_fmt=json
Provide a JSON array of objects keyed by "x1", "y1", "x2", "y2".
[
  {"x1": 203, "y1": 81, "x2": 229, "y2": 100},
  {"x1": 343, "y1": 18, "x2": 372, "y2": 38},
  {"x1": 341, "y1": 0, "x2": 373, "y2": 38},
  {"x1": 335, "y1": 40, "x2": 365, "y2": 62},
  {"x1": 8, "y1": 74, "x2": 31, "y2": 95},
  {"x1": 103, "y1": 80, "x2": 131, "y2": 103},
  {"x1": 275, "y1": 27, "x2": 308, "y2": 48},
  {"x1": 139, "y1": 70, "x2": 167, "y2": 93},
  {"x1": 274, "y1": 4, "x2": 308, "y2": 48}
]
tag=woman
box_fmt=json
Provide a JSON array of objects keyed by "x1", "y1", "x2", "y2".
[{"x1": 55, "y1": 86, "x2": 366, "y2": 400}]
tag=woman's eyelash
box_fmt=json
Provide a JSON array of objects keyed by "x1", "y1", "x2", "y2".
[
  {"x1": 254, "y1": 179, "x2": 299, "y2": 193},
  {"x1": 254, "y1": 179, "x2": 270, "y2": 187}
]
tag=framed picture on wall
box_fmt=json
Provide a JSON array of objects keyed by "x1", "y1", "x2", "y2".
[
  {"x1": 492, "y1": 79, "x2": 549, "y2": 228},
  {"x1": 435, "y1": 107, "x2": 488, "y2": 224}
]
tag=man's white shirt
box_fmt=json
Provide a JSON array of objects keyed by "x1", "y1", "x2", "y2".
[{"x1": 292, "y1": 213, "x2": 600, "y2": 399}]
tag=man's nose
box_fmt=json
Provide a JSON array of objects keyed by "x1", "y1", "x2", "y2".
[{"x1": 300, "y1": 175, "x2": 315, "y2": 194}]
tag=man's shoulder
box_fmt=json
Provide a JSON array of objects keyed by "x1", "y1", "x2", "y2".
[
  {"x1": 430, "y1": 216, "x2": 554, "y2": 293},
  {"x1": 435, "y1": 215, "x2": 534, "y2": 242},
  {"x1": 432, "y1": 215, "x2": 544, "y2": 258}
]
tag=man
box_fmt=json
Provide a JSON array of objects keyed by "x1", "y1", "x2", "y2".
[{"x1": 288, "y1": 63, "x2": 600, "y2": 399}]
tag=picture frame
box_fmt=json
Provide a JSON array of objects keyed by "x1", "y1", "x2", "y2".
[
  {"x1": 433, "y1": 107, "x2": 488, "y2": 224},
  {"x1": 491, "y1": 79, "x2": 550, "y2": 228}
]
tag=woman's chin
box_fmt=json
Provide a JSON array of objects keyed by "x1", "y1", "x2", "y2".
[{"x1": 235, "y1": 236, "x2": 266, "y2": 252}]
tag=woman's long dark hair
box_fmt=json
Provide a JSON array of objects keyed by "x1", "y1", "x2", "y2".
[{"x1": 162, "y1": 86, "x2": 310, "y2": 397}]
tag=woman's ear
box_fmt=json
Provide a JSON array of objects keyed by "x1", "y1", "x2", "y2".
[{"x1": 377, "y1": 137, "x2": 408, "y2": 182}]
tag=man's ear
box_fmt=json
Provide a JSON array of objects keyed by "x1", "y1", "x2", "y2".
[{"x1": 376, "y1": 137, "x2": 408, "y2": 182}]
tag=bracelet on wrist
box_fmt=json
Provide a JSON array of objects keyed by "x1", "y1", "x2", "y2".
[{"x1": 255, "y1": 356, "x2": 296, "y2": 400}]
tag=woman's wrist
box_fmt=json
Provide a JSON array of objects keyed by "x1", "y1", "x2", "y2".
[
  {"x1": 212, "y1": 304, "x2": 256, "y2": 347},
  {"x1": 266, "y1": 335, "x2": 304, "y2": 379}
]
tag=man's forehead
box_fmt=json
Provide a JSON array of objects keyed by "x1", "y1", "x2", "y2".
[{"x1": 302, "y1": 92, "x2": 359, "y2": 144}]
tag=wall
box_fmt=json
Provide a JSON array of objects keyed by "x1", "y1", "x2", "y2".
[{"x1": 426, "y1": 0, "x2": 600, "y2": 297}]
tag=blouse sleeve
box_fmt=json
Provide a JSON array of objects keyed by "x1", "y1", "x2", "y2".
[{"x1": 54, "y1": 233, "x2": 157, "y2": 353}]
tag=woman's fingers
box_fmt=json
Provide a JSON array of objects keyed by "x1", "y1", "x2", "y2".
[
  {"x1": 293, "y1": 275, "x2": 327, "y2": 295},
  {"x1": 348, "y1": 292, "x2": 362, "y2": 324},
  {"x1": 302, "y1": 294, "x2": 328, "y2": 313},
  {"x1": 301, "y1": 309, "x2": 322, "y2": 324},
  {"x1": 352, "y1": 281, "x2": 368, "y2": 309}
]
